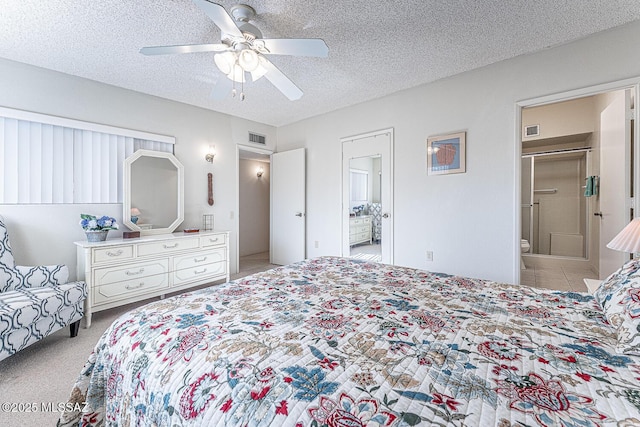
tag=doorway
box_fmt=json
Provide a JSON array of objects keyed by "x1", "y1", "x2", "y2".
[
  {"x1": 517, "y1": 82, "x2": 638, "y2": 288},
  {"x1": 237, "y1": 146, "x2": 272, "y2": 273},
  {"x1": 342, "y1": 129, "x2": 394, "y2": 264}
]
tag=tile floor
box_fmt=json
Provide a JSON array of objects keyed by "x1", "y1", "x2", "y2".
[{"x1": 520, "y1": 256, "x2": 598, "y2": 292}]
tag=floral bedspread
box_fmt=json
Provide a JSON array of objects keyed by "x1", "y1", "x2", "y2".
[{"x1": 59, "y1": 257, "x2": 640, "y2": 426}]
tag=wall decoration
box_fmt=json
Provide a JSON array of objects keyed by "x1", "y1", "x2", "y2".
[
  {"x1": 426, "y1": 131, "x2": 466, "y2": 175},
  {"x1": 208, "y1": 173, "x2": 214, "y2": 206}
]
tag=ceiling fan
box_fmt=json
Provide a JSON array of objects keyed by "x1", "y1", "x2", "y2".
[{"x1": 140, "y1": 0, "x2": 328, "y2": 101}]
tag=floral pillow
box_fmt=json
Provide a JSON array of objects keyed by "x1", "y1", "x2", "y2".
[
  {"x1": 593, "y1": 258, "x2": 640, "y2": 355},
  {"x1": 593, "y1": 258, "x2": 640, "y2": 311}
]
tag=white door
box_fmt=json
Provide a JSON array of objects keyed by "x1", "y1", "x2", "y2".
[
  {"x1": 599, "y1": 90, "x2": 631, "y2": 278},
  {"x1": 271, "y1": 148, "x2": 306, "y2": 265},
  {"x1": 342, "y1": 130, "x2": 393, "y2": 264}
]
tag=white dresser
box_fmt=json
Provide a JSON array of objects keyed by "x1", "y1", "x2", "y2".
[
  {"x1": 349, "y1": 215, "x2": 372, "y2": 246},
  {"x1": 75, "y1": 230, "x2": 229, "y2": 327}
]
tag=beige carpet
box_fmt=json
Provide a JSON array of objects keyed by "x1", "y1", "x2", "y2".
[{"x1": 0, "y1": 257, "x2": 276, "y2": 427}]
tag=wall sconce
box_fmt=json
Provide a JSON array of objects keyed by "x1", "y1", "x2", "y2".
[
  {"x1": 257, "y1": 166, "x2": 264, "y2": 178},
  {"x1": 205, "y1": 145, "x2": 216, "y2": 163}
]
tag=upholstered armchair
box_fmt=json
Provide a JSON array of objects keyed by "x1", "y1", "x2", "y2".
[{"x1": 0, "y1": 216, "x2": 87, "y2": 361}]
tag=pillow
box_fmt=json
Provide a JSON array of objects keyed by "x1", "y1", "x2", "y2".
[
  {"x1": 593, "y1": 258, "x2": 640, "y2": 355},
  {"x1": 593, "y1": 258, "x2": 640, "y2": 311}
]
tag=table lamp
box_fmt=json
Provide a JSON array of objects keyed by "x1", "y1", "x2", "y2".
[
  {"x1": 130, "y1": 207, "x2": 141, "y2": 224},
  {"x1": 607, "y1": 218, "x2": 640, "y2": 256}
]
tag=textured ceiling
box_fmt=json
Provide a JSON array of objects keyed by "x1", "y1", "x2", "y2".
[{"x1": 1, "y1": 1, "x2": 640, "y2": 127}]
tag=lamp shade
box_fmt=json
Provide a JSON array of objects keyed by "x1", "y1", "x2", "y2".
[
  {"x1": 214, "y1": 52, "x2": 236, "y2": 75},
  {"x1": 607, "y1": 218, "x2": 640, "y2": 253},
  {"x1": 238, "y1": 49, "x2": 259, "y2": 72},
  {"x1": 130, "y1": 207, "x2": 141, "y2": 216}
]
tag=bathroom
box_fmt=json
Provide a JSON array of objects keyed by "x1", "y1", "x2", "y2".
[{"x1": 520, "y1": 90, "x2": 632, "y2": 290}]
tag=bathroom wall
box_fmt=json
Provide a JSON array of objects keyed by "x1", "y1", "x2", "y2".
[{"x1": 533, "y1": 153, "x2": 585, "y2": 257}]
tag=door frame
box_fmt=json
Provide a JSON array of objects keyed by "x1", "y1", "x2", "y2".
[
  {"x1": 236, "y1": 144, "x2": 273, "y2": 274},
  {"x1": 341, "y1": 128, "x2": 394, "y2": 264},
  {"x1": 514, "y1": 78, "x2": 640, "y2": 283}
]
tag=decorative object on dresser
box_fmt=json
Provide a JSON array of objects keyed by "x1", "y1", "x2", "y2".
[
  {"x1": 75, "y1": 230, "x2": 229, "y2": 327},
  {"x1": 203, "y1": 214, "x2": 214, "y2": 231},
  {"x1": 79, "y1": 213, "x2": 119, "y2": 242},
  {"x1": 0, "y1": 216, "x2": 86, "y2": 361},
  {"x1": 130, "y1": 207, "x2": 141, "y2": 224},
  {"x1": 349, "y1": 215, "x2": 372, "y2": 246}
]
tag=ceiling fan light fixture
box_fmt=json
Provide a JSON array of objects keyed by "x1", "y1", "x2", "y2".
[
  {"x1": 238, "y1": 49, "x2": 259, "y2": 72},
  {"x1": 214, "y1": 51, "x2": 236, "y2": 75},
  {"x1": 227, "y1": 64, "x2": 246, "y2": 83},
  {"x1": 250, "y1": 55, "x2": 268, "y2": 81}
]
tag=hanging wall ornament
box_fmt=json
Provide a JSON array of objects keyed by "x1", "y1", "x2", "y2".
[{"x1": 208, "y1": 173, "x2": 214, "y2": 206}]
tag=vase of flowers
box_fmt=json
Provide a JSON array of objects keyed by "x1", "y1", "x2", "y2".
[{"x1": 80, "y1": 214, "x2": 119, "y2": 242}]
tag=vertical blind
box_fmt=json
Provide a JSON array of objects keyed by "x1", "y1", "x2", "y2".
[
  {"x1": 0, "y1": 116, "x2": 174, "y2": 204},
  {"x1": 350, "y1": 170, "x2": 368, "y2": 203}
]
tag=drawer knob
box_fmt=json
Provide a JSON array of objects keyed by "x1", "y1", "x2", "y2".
[
  {"x1": 126, "y1": 282, "x2": 144, "y2": 290},
  {"x1": 107, "y1": 249, "x2": 123, "y2": 257},
  {"x1": 163, "y1": 243, "x2": 179, "y2": 249},
  {"x1": 209, "y1": 238, "x2": 219, "y2": 242},
  {"x1": 125, "y1": 268, "x2": 145, "y2": 276}
]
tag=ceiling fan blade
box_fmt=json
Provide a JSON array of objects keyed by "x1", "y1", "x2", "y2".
[
  {"x1": 210, "y1": 76, "x2": 233, "y2": 100},
  {"x1": 262, "y1": 59, "x2": 303, "y2": 101},
  {"x1": 140, "y1": 43, "x2": 229, "y2": 55},
  {"x1": 258, "y1": 38, "x2": 328, "y2": 57},
  {"x1": 192, "y1": 0, "x2": 243, "y2": 38}
]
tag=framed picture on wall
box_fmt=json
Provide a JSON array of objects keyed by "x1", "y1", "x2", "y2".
[{"x1": 426, "y1": 131, "x2": 466, "y2": 175}]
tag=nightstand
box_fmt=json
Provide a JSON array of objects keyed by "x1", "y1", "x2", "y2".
[{"x1": 583, "y1": 278, "x2": 602, "y2": 294}]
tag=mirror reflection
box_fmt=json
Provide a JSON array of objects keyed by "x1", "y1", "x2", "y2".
[
  {"x1": 131, "y1": 156, "x2": 178, "y2": 229},
  {"x1": 124, "y1": 150, "x2": 184, "y2": 235},
  {"x1": 348, "y1": 155, "x2": 382, "y2": 262}
]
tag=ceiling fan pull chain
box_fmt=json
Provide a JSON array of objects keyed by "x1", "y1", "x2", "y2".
[{"x1": 241, "y1": 76, "x2": 245, "y2": 101}]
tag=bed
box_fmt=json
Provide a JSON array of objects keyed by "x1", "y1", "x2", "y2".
[{"x1": 59, "y1": 256, "x2": 640, "y2": 426}]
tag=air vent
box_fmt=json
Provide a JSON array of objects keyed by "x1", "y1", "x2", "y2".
[
  {"x1": 249, "y1": 132, "x2": 266, "y2": 145},
  {"x1": 524, "y1": 124, "x2": 540, "y2": 138}
]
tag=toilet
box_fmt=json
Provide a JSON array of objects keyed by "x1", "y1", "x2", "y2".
[{"x1": 520, "y1": 239, "x2": 530, "y2": 269}]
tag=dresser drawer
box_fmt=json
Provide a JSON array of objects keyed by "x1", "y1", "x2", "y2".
[
  {"x1": 355, "y1": 231, "x2": 370, "y2": 242},
  {"x1": 93, "y1": 259, "x2": 169, "y2": 287},
  {"x1": 173, "y1": 261, "x2": 227, "y2": 286},
  {"x1": 93, "y1": 245, "x2": 134, "y2": 264},
  {"x1": 200, "y1": 233, "x2": 227, "y2": 248},
  {"x1": 173, "y1": 248, "x2": 226, "y2": 272},
  {"x1": 93, "y1": 273, "x2": 170, "y2": 305},
  {"x1": 137, "y1": 238, "x2": 199, "y2": 256}
]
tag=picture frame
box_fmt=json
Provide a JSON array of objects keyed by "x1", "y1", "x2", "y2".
[{"x1": 426, "y1": 131, "x2": 466, "y2": 175}]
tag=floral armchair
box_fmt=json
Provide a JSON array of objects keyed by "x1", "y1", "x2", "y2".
[{"x1": 0, "y1": 216, "x2": 87, "y2": 361}]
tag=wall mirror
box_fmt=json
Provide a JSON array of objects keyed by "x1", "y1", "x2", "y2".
[{"x1": 123, "y1": 149, "x2": 184, "y2": 235}]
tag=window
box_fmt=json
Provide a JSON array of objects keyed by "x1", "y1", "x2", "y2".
[
  {"x1": 0, "y1": 108, "x2": 174, "y2": 204},
  {"x1": 350, "y1": 169, "x2": 368, "y2": 203}
]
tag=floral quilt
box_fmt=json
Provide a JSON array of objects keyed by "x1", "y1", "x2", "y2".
[{"x1": 59, "y1": 256, "x2": 640, "y2": 426}]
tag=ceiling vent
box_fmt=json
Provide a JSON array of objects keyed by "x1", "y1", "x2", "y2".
[
  {"x1": 524, "y1": 124, "x2": 540, "y2": 138},
  {"x1": 249, "y1": 132, "x2": 266, "y2": 145}
]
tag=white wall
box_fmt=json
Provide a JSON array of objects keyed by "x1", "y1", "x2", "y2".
[
  {"x1": 239, "y1": 159, "x2": 270, "y2": 256},
  {"x1": 0, "y1": 58, "x2": 276, "y2": 279},
  {"x1": 277, "y1": 21, "x2": 640, "y2": 284}
]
